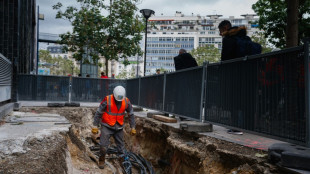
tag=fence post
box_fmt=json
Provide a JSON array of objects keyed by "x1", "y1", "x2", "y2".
[
  {"x1": 200, "y1": 62, "x2": 208, "y2": 122},
  {"x1": 163, "y1": 71, "x2": 167, "y2": 111},
  {"x1": 68, "y1": 76, "x2": 72, "y2": 103},
  {"x1": 138, "y1": 77, "x2": 141, "y2": 106},
  {"x1": 304, "y1": 38, "x2": 310, "y2": 147}
]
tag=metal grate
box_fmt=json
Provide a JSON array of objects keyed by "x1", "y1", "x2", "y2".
[
  {"x1": 164, "y1": 67, "x2": 203, "y2": 120},
  {"x1": 18, "y1": 74, "x2": 70, "y2": 101},
  {"x1": 71, "y1": 77, "x2": 126, "y2": 102},
  {"x1": 205, "y1": 47, "x2": 306, "y2": 143},
  {"x1": 139, "y1": 75, "x2": 164, "y2": 110},
  {"x1": 126, "y1": 78, "x2": 140, "y2": 105},
  {"x1": 0, "y1": 53, "x2": 12, "y2": 102}
]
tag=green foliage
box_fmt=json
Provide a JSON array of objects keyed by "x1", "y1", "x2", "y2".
[
  {"x1": 53, "y1": 0, "x2": 144, "y2": 73},
  {"x1": 250, "y1": 32, "x2": 274, "y2": 53},
  {"x1": 122, "y1": 58, "x2": 130, "y2": 66},
  {"x1": 39, "y1": 50, "x2": 77, "y2": 76},
  {"x1": 116, "y1": 67, "x2": 136, "y2": 79},
  {"x1": 39, "y1": 50, "x2": 54, "y2": 63},
  {"x1": 252, "y1": 0, "x2": 310, "y2": 48},
  {"x1": 190, "y1": 45, "x2": 220, "y2": 65}
]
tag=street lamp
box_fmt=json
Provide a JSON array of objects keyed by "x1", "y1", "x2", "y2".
[
  {"x1": 140, "y1": 9, "x2": 155, "y2": 76},
  {"x1": 36, "y1": 6, "x2": 44, "y2": 75}
]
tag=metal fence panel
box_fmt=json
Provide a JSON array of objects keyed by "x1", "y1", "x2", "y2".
[
  {"x1": 0, "y1": 54, "x2": 12, "y2": 102},
  {"x1": 71, "y1": 77, "x2": 126, "y2": 102},
  {"x1": 205, "y1": 47, "x2": 306, "y2": 143},
  {"x1": 164, "y1": 67, "x2": 203, "y2": 120},
  {"x1": 18, "y1": 75, "x2": 70, "y2": 101},
  {"x1": 139, "y1": 75, "x2": 164, "y2": 110},
  {"x1": 126, "y1": 78, "x2": 140, "y2": 105}
]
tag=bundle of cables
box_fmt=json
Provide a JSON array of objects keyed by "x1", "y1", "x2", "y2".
[{"x1": 89, "y1": 145, "x2": 155, "y2": 174}]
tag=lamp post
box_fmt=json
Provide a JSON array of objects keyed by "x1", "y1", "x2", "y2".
[
  {"x1": 36, "y1": 6, "x2": 44, "y2": 75},
  {"x1": 140, "y1": 9, "x2": 154, "y2": 76}
]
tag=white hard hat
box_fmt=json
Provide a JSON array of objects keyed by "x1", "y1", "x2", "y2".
[{"x1": 113, "y1": 86, "x2": 126, "y2": 101}]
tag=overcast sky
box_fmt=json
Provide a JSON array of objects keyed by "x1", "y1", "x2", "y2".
[{"x1": 38, "y1": 0, "x2": 258, "y2": 35}]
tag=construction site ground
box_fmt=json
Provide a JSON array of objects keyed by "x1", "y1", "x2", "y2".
[{"x1": 0, "y1": 101, "x2": 300, "y2": 174}]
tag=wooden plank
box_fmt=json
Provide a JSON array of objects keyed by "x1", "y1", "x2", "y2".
[{"x1": 152, "y1": 115, "x2": 177, "y2": 123}]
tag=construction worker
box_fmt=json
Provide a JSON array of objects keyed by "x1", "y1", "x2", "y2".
[{"x1": 92, "y1": 86, "x2": 136, "y2": 169}]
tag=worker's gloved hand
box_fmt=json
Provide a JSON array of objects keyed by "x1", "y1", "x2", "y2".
[
  {"x1": 130, "y1": 128, "x2": 136, "y2": 136},
  {"x1": 92, "y1": 127, "x2": 99, "y2": 134}
]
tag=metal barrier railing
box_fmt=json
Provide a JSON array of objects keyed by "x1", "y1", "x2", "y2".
[
  {"x1": 0, "y1": 53, "x2": 12, "y2": 103},
  {"x1": 205, "y1": 46, "x2": 306, "y2": 145},
  {"x1": 17, "y1": 39, "x2": 310, "y2": 147},
  {"x1": 71, "y1": 77, "x2": 126, "y2": 102}
]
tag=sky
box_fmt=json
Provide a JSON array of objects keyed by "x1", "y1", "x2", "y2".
[{"x1": 38, "y1": 0, "x2": 258, "y2": 35}]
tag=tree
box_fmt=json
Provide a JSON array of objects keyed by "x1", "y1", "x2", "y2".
[
  {"x1": 250, "y1": 32, "x2": 274, "y2": 53},
  {"x1": 53, "y1": 0, "x2": 144, "y2": 74},
  {"x1": 39, "y1": 50, "x2": 54, "y2": 63},
  {"x1": 116, "y1": 67, "x2": 136, "y2": 79},
  {"x1": 252, "y1": 0, "x2": 310, "y2": 48},
  {"x1": 39, "y1": 50, "x2": 78, "y2": 76},
  {"x1": 190, "y1": 45, "x2": 220, "y2": 65}
]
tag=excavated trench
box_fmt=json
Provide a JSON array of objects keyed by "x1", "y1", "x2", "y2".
[{"x1": 12, "y1": 106, "x2": 289, "y2": 174}]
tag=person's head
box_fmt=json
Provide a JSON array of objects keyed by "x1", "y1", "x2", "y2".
[
  {"x1": 179, "y1": 49, "x2": 187, "y2": 55},
  {"x1": 86, "y1": 74, "x2": 90, "y2": 77},
  {"x1": 78, "y1": 74, "x2": 81, "y2": 77},
  {"x1": 101, "y1": 72, "x2": 105, "y2": 76},
  {"x1": 218, "y1": 20, "x2": 232, "y2": 36},
  {"x1": 113, "y1": 86, "x2": 126, "y2": 102},
  {"x1": 156, "y1": 69, "x2": 160, "y2": 74}
]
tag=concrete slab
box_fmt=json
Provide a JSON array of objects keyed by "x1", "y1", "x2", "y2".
[
  {"x1": 13, "y1": 102, "x2": 21, "y2": 111},
  {"x1": 147, "y1": 111, "x2": 164, "y2": 118},
  {"x1": 0, "y1": 103, "x2": 13, "y2": 119},
  {"x1": 65, "y1": 102, "x2": 80, "y2": 107},
  {"x1": 48, "y1": 102, "x2": 65, "y2": 107},
  {"x1": 0, "y1": 111, "x2": 71, "y2": 156},
  {"x1": 19, "y1": 101, "x2": 99, "y2": 107},
  {"x1": 269, "y1": 143, "x2": 310, "y2": 171},
  {"x1": 153, "y1": 115, "x2": 177, "y2": 123},
  {"x1": 180, "y1": 121, "x2": 213, "y2": 132}
]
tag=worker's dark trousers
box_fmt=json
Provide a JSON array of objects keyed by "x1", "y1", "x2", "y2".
[{"x1": 100, "y1": 126, "x2": 124, "y2": 155}]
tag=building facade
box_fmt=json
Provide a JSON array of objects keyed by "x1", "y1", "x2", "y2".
[
  {"x1": 142, "y1": 12, "x2": 260, "y2": 75},
  {"x1": 0, "y1": 0, "x2": 37, "y2": 74}
]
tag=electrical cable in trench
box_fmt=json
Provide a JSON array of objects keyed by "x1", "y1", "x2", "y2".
[{"x1": 89, "y1": 145, "x2": 155, "y2": 174}]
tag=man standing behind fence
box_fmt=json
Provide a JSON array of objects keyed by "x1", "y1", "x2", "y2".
[
  {"x1": 174, "y1": 48, "x2": 198, "y2": 71},
  {"x1": 218, "y1": 20, "x2": 261, "y2": 61},
  {"x1": 92, "y1": 86, "x2": 136, "y2": 169}
]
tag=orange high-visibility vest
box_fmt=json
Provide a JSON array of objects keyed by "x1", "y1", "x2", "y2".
[{"x1": 102, "y1": 95, "x2": 128, "y2": 126}]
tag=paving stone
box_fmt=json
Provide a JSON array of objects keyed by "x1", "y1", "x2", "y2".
[
  {"x1": 64, "y1": 102, "x2": 80, "y2": 107},
  {"x1": 147, "y1": 112, "x2": 164, "y2": 118},
  {"x1": 152, "y1": 114, "x2": 177, "y2": 123},
  {"x1": 47, "y1": 103, "x2": 65, "y2": 107},
  {"x1": 180, "y1": 122, "x2": 213, "y2": 132},
  {"x1": 133, "y1": 106, "x2": 143, "y2": 112}
]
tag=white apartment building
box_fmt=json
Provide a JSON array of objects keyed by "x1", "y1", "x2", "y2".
[{"x1": 141, "y1": 12, "x2": 260, "y2": 75}]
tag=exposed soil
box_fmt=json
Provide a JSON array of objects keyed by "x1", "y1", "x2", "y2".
[{"x1": 0, "y1": 106, "x2": 292, "y2": 174}]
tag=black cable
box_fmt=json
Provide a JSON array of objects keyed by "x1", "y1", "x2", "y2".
[{"x1": 89, "y1": 145, "x2": 155, "y2": 174}]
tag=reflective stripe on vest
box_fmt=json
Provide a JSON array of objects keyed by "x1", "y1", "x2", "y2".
[{"x1": 102, "y1": 95, "x2": 128, "y2": 126}]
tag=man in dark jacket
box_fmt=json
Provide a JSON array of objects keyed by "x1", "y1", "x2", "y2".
[
  {"x1": 219, "y1": 20, "x2": 253, "y2": 61},
  {"x1": 174, "y1": 49, "x2": 198, "y2": 71}
]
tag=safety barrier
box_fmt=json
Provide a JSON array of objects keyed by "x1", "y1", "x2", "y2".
[
  {"x1": 0, "y1": 53, "x2": 12, "y2": 103},
  {"x1": 17, "y1": 39, "x2": 310, "y2": 147}
]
